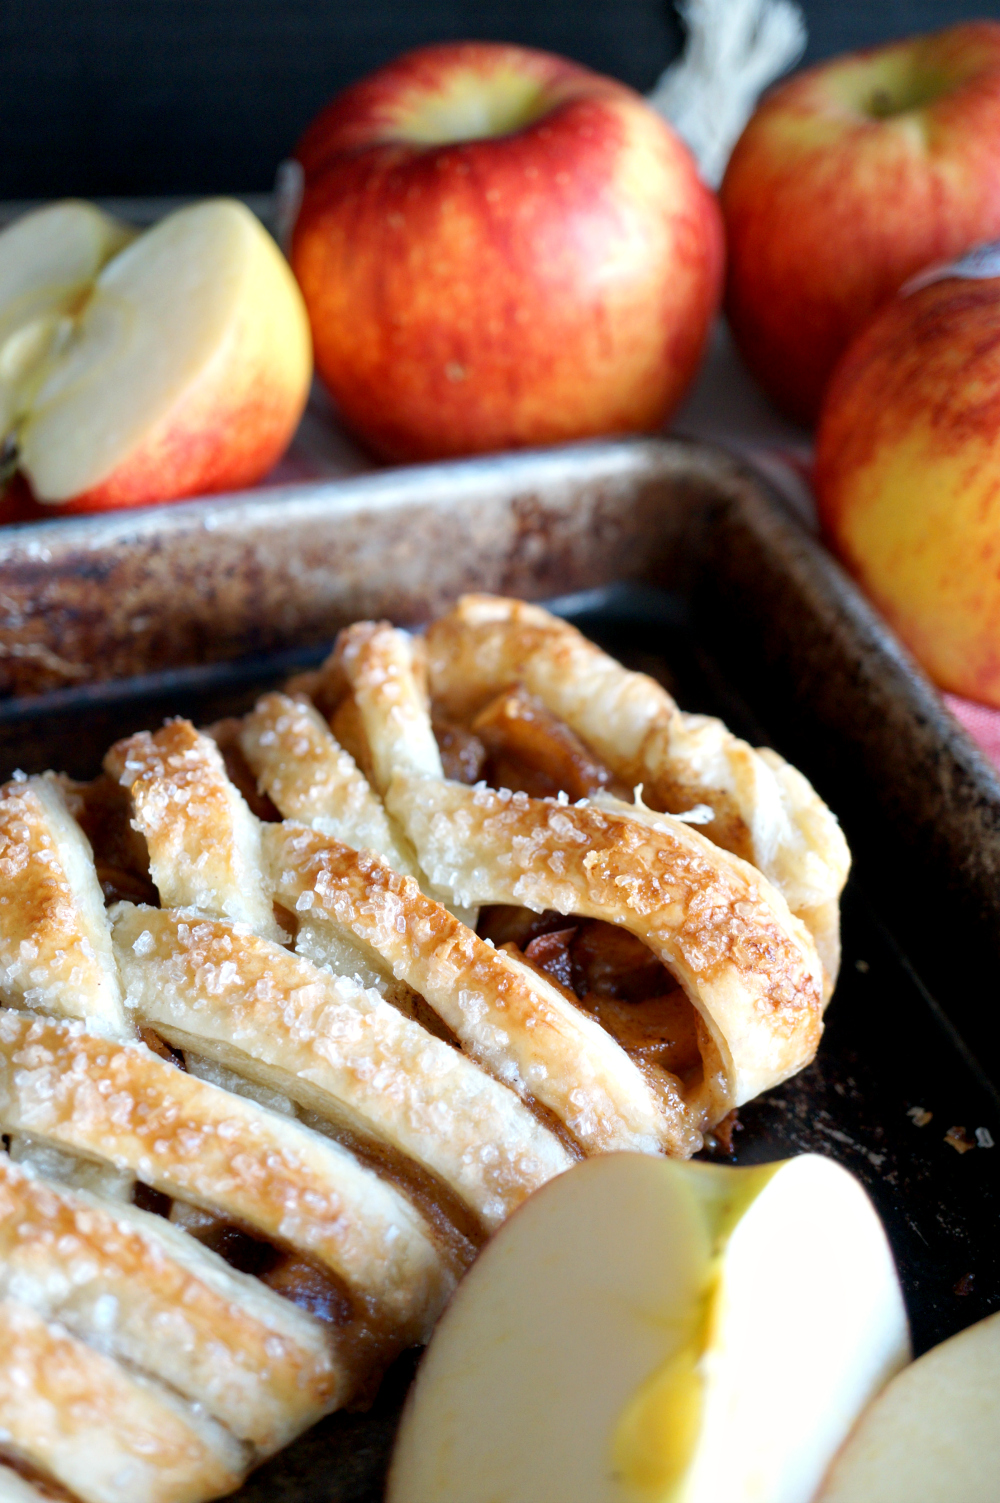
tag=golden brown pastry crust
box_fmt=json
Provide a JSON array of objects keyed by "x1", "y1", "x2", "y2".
[
  {"x1": 390, "y1": 774, "x2": 824, "y2": 1114},
  {"x1": 264, "y1": 824, "x2": 700, "y2": 1156},
  {"x1": 0, "y1": 1296, "x2": 246, "y2": 1503},
  {"x1": 111, "y1": 903, "x2": 573, "y2": 1231},
  {"x1": 0, "y1": 594, "x2": 850, "y2": 1502},
  {"x1": 105, "y1": 720, "x2": 281, "y2": 942},
  {"x1": 239, "y1": 692, "x2": 418, "y2": 875},
  {"x1": 0, "y1": 1156, "x2": 341, "y2": 1456},
  {"x1": 0, "y1": 777, "x2": 127, "y2": 1038},
  {"x1": 423, "y1": 594, "x2": 850, "y2": 987},
  {"x1": 335, "y1": 618, "x2": 825, "y2": 1120},
  {"x1": 0, "y1": 1009, "x2": 455, "y2": 1344}
]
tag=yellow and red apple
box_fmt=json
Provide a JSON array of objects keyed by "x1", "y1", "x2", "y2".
[
  {"x1": 721, "y1": 22, "x2": 1000, "y2": 425},
  {"x1": 290, "y1": 42, "x2": 723, "y2": 462},
  {"x1": 815, "y1": 267, "x2": 1000, "y2": 706},
  {"x1": 0, "y1": 198, "x2": 312, "y2": 513}
]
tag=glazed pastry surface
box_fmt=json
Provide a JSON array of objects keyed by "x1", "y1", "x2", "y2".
[{"x1": 0, "y1": 595, "x2": 848, "y2": 1503}]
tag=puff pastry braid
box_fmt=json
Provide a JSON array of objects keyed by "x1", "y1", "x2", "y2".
[
  {"x1": 0, "y1": 596, "x2": 848, "y2": 1502},
  {"x1": 423, "y1": 595, "x2": 850, "y2": 987}
]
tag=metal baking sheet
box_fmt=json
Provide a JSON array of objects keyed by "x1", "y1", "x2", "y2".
[{"x1": 4, "y1": 580, "x2": 998, "y2": 1502}]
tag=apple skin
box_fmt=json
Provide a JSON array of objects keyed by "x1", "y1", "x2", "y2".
[
  {"x1": 15, "y1": 201, "x2": 312, "y2": 515},
  {"x1": 815, "y1": 273, "x2": 1000, "y2": 707},
  {"x1": 291, "y1": 42, "x2": 723, "y2": 462},
  {"x1": 721, "y1": 22, "x2": 1000, "y2": 425},
  {"x1": 53, "y1": 358, "x2": 307, "y2": 515},
  {"x1": 51, "y1": 267, "x2": 311, "y2": 513}
]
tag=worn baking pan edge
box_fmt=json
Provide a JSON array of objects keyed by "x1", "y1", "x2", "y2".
[
  {"x1": 690, "y1": 476, "x2": 1000, "y2": 1089},
  {"x1": 2, "y1": 432, "x2": 998, "y2": 1077},
  {"x1": 0, "y1": 438, "x2": 718, "y2": 696}
]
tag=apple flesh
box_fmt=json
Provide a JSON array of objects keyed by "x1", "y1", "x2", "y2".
[
  {"x1": 721, "y1": 22, "x2": 1000, "y2": 424},
  {"x1": 818, "y1": 1309, "x2": 1000, "y2": 1502},
  {"x1": 2, "y1": 199, "x2": 312, "y2": 512},
  {"x1": 815, "y1": 272, "x2": 1000, "y2": 706},
  {"x1": 387, "y1": 1153, "x2": 909, "y2": 1503},
  {"x1": 291, "y1": 42, "x2": 723, "y2": 462},
  {"x1": 0, "y1": 200, "x2": 133, "y2": 440}
]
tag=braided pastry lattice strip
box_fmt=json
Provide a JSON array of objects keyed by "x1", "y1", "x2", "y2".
[
  {"x1": 0, "y1": 777, "x2": 127, "y2": 1038},
  {"x1": 105, "y1": 720, "x2": 282, "y2": 942},
  {"x1": 0, "y1": 1296, "x2": 246, "y2": 1503},
  {"x1": 0, "y1": 1156, "x2": 341, "y2": 1457},
  {"x1": 0, "y1": 1009, "x2": 457, "y2": 1347},
  {"x1": 423, "y1": 594, "x2": 850, "y2": 987},
  {"x1": 264, "y1": 824, "x2": 699, "y2": 1157},
  {"x1": 337, "y1": 620, "x2": 825, "y2": 1124},
  {"x1": 112, "y1": 903, "x2": 573, "y2": 1232}
]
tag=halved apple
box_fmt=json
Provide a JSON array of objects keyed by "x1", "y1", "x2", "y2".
[
  {"x1": 818, "y1": 1308, "x2": 1000, "y2": 1502},
  {"x1": 0, "y1": 198, "x2": 312, "y2": 513},
  {"x1": 387, "y1": 1153, "x2": 909, "y2": 1503},
  {"x1": 0, "y1": 199, "x2": 134, "y2": 441}
]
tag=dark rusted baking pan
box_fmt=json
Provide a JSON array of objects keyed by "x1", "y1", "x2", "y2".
[{"x1": 1, "y1": 439, "x2": 998, "y2": 1500}]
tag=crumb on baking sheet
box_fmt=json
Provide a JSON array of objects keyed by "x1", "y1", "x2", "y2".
[
  {"x1": 944, "y1": 1125, "x2": 974, "y2": 1154},
  {"x1": 907, "y1": 1105, "x2": 932, "y2": 1126},
  {"x1": 975, "y1": 1127, "x2": 994, "y2": 1148}
]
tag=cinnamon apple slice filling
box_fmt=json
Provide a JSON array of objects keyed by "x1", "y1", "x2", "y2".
[{"x1": 481, "y1": 909, "x2": 705, "y2": 1091}]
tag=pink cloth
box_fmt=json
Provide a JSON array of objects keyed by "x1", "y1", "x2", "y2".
[{"x1": 943, "y1": 694, "x2": 1000, "y2": 774}]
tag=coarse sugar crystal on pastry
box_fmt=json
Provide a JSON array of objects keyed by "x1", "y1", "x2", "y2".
[
  {"x1": 335, "y1": 616, "x2": 829, "y2": 1132},
  {"x1": 104, "y1": 719, "x2": 283, "y2": 942},
  {"x1": 0, "y1": 774, "x2": 127, "y2": 1038},
  {"x1": 263, "y1": 823, "x2": 699, "y2": 1157},
  {"x1": 0, "y1": 1154, "x2": 342, "y2": 1457},
  {"x1": 0, "y1": 1007, "x2": 458, "y2": 1347},
  {"x1": 0, "y1": 592, "x2": 851, "y2": 1503},
  {"x1": 423, "y1": 593, "x2": 850, "y2": 988},
  {"x1": 0, "y1": 1295, "x2": 246, "y2": 1503},
  {"x1": 110, "y1": 902, "x2": 574, "y2": 1232}
]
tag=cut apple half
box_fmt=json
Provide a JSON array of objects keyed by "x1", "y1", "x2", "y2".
[
  {"x1": 0, "y1": 200, "x2": 134, "y2": 443},
  {"x1": 2, "y1": 198, "x2": 311, "y2": 512},
  {"x1": 817, "y1": 1308, "x2": 1000, "y2": 1503},
  {"x1": 387, "y1": 1153, "x2": 909, "y2": 1503}
]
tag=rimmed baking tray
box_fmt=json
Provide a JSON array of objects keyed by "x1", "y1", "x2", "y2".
[{"x1": 2, "y1": 440, "x2": 998, "y2": 1500}]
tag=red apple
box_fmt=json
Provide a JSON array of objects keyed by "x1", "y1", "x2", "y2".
[
  {"x1": 291, "y1": 42, "x2": 723, "y2": 462},
  {"x1": 721, "y1": 22, "x2": 1000, "y2": 425},
  {"x1": 815, "y1": 267, "x2": 1000, "y2": 707},
  {"x1": 0, "y1": 200, "x2": 312, "y2": 514}
]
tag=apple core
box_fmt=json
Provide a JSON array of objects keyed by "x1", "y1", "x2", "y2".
[{"x1": 390, "y1": 68, "x2": 557, "y2": 145}]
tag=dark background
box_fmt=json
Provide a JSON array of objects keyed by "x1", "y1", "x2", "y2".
[{"x1": 3, "y1": 0, "x2": 1000, "y2": 198}]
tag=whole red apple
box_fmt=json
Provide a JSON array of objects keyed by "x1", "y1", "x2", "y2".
[
  {"x1": 291, "y1": 43, "x2": 723, "y2": 462},
  {"x1": 721, "y1": 22, "x2": 1000, "y2": 425},
  {"x1": 815, "y1": 265, "x2": 1000, "y2": 706}
]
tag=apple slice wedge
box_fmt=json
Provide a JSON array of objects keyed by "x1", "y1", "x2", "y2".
[
  {"x1": 817, "y1": 1308, "x2": 1000, "y2": 1502},
  {"x1": 0, "y1": 199, "x2": 134, "y2": 441},
  {"x1": 8, "y1": 199, "x2": 311, "y2": 512},
  {"x1": 387, "y1": 1153, "x2": 909, "y2": 1503}
]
